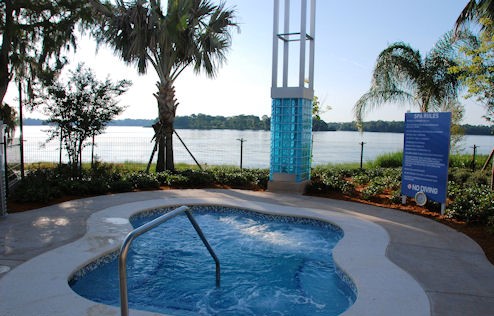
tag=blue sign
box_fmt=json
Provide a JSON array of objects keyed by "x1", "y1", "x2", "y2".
[{"x1": 401, "y1": 112, "x2": 452, "y2": 203}]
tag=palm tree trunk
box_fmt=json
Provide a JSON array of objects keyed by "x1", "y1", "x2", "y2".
[
  {"x1": 152, "y1": 122, "x2": 165, "y2": 172},
  {"x1": 156, "y1": 134, "x2": 165, "y2": 172},
  {"x1": 155, "y1": 81, "x2": 178, "y2": 172},
  {"x1": 420, "y1": 96, "x2": 430, "y2": 112},
  {"x1": 164, "y1": 124, "x2": 174, "y2": 171},
  {"x1": 155, "y1": 124, "x2": 174, "y2": 172}
]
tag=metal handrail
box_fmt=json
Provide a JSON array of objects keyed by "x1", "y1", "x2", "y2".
[{"x1": 118, "y1": 205, "x2": 220, "y2": 316}]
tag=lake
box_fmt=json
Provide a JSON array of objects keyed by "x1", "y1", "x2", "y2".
[{"x1": 21, "y1": 126, "x2": 493, "y2": 168}]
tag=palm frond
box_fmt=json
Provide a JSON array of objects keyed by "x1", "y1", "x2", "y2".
[
  {"x1": 454, "y1": 0, "x2": 478, "y2": 35},
  {"x1": 423, "y1": 52, "x2": 462, "y2": 110},
  {"x1": 354, "y1": 33, "x2": 466, "y2": 128},
  {"x1": 91, "y1": 0, "x2": 238, "y2": 87},
  {"x1": 354, "y1": 89, "x2": 416, "y2": 131},
  {"x1": 433, "y1": 29, "x2": 479, "y2": 60},
  {"x1": 372, "y1": 43, "x2": 422, "y2": 91},
  {"x1": 454, "y1": 0, "x2": 494, "y2": 36},
  {"x1": 190, "y1": 1, "x2": 237, "y2": 77}
]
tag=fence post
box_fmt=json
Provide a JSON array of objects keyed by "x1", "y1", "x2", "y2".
[
  {"x1": 91, "y1": 134, "x2": 95, "y2": 169},
  {"x1": 59, "y1": 128, "x2": 63, "y2": 167},
  {"x1": 237, "y1": 138, "x2": 246, "y2": 170},
  {"x1": 3, "y1": 134, "x2": 8, "y2": 197},
  {"x1": 0, "y1": 121, "x2": 7, "y2": 216},
  {"x1": 359, "y1": 142, "x2": 365, "y2": 169},
  {"x1": 18, "y1": 82, "x2": 25, "y2": 179},
  {"x1": 471, "y1": 145, "x2": 478, "y2": 171}
]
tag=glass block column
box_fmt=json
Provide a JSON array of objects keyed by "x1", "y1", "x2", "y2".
[
  {"x1": 270, "y1": 98, "x2": 313, "y2": 182},
  {"x1": 269, "y1": 0, "x2": 315, "y2": 192}
]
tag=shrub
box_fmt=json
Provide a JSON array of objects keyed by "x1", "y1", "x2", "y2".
[
  {"x1": 157, "y1": 172, "x2": 189, "y2": 187},
  {"x1": 309, "y1": 168, "x2": 355, "y2": 195},
  {"x1": 175, "y1": 170, "x2": 215, "y2": 187},
  {"x1": 352, "y1": 173, "x2": 371, "y2": 185},
  {"x1": 125, "y1": 172, "x2": 160, "y2": 190},
  {"x1": 218, "y1": 171, "x2": 252, "y2": 188},
  {"x1": 59, "y1": 179, "x2": 91, "y2": 195},
  {"x1": 361, "y1": 182, "x2": 385, "y2": 200},
  {"x1": 488, "y1": 216, "x2": 494, "y2": 233},
  {"x1": 207, "y1": 167, "x2": 269, "y2": 189},
  {"x1": 248, "y1": 169, "x2": 269, "y2": 189},
  {"x1": 10, "y1": 169, "x2": 63, "y2": 202},
  {"x1": 109, "y1": 179, "x2": 134, "y2": 193},
  {"x1": 449, "y1": 168, "x2": 490, "y2": 186},
  {"x1": 210, "y1": 167, "x2": 245, "y2": 185},
  {"x1": 446, "y1": 184, "x2": 494, "y2": 224},
  {"x1": 448, "y1": 168, "x2": 472, "y2": 184},
  {"x1": 389, "y1": 189, "x2": 403, "y2": 204},
  {"x1": 468, "y1": 170, "x2": 490, "y2": 186}
]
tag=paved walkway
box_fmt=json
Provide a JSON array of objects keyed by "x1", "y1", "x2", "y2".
[{"x1": 0, "y1": 189, "x2": 493, "y2": 315}]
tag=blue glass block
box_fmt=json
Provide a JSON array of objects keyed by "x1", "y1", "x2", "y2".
[{"x1": 270, "y1": 97, "x2": 313, "y2": 182}]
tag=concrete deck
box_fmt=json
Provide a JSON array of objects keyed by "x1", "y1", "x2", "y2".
[{"x1": 0, "y1": 189, "x2": 493, "y2": 315}]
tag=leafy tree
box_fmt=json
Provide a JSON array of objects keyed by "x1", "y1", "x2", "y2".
[
  {"x1": 353, "y1": 33, "x2": 466, "y2": 130},
  {"x1": 312, "y1": 96, "x2": 331, "y2": 120},
  {"x1": 312, "y1": 96, "x2": 331, "y2": 131},
  {"x1": 451, "y1": 18, "x2": 494, "y2": 125},
  {"x1": 37, "y1": 64, "x2": 130, "y2": 175},
  {"x1": 312, "y1": 117, "x2": 328, "y2": 131},
  {"x1": 448, "y1": 100, "x2": 467, "y2": 153},
  {"x1": 0, "y1": 0, "x2": 93, "y2": 104},
  {"x1": 90, "y1": 0, "x2": 238, "y2": 172},
  {"x1": 261, "y1": 115, "x2": 270, "y2": 130},
  {"x1": 0, "y1": 102, "x2": 17, "y2": 139}
]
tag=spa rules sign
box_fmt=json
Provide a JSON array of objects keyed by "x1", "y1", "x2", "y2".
[{"x1": 401, "y1": 112, "x2": 451, "y2": 203}]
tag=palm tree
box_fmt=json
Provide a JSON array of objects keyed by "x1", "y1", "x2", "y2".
[
  {"x1": 353, "y1": 33, "x2": 464, "y2": 129},
  {"x1": 454, "y1": 0, "x2": 494, "y2": 34},
  {"x1": 91, "y1": 0, "x2": 237, "y2": 171}
]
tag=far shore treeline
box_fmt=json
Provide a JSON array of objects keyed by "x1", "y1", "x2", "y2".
[{"x1": 23, "y1": 114, "x2": 493, "y2": 135}]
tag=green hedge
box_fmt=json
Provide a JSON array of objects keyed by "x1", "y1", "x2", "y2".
[
  {"x1": 10, "y1": 164, "x2": 269, "y2": 203},
  {"x1": 10, "y1": 162, "x2": 494, "y2": 232}
]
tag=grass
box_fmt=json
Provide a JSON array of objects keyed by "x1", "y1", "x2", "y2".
[
  {"x1": 449, "y1": 153, "x2": 489, "y2": 169},
  {"x1": 368, "y1": 152, "x2": 403, "y2": 168},
  {"x1": 24, "y1": 161, "x2": 203, "y2": 173},
  {"x1": 312, "y1": 162, "x2": 361, "y2": 170},
  {"x1": 24, "y1": 151, "x2": 490, "y2": 172},
  {"x1": 315, "y1": 152, "x2": 490, "y2": 170}
]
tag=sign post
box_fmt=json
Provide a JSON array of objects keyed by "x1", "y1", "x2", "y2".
[{"x1": 401, "y1": 112, "x2": 452, "y2": 214}]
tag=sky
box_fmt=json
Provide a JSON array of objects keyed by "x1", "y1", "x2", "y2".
[{"x1": 4, "y1": 0, "x2": 489, "y2": 125}]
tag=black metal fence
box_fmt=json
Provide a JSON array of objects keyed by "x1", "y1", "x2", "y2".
[
  {"x1": 22, "y1": 135, "x2": 268, "y2": 170},
  {"x1": 4, "y1": 137, "x2": 22, "y2": 191},
  {"x1": 19, "y1": 131, "x2": 494, "y2": 171}
]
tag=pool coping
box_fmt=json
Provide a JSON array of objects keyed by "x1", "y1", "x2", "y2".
[{"x1": 0, "y1": 197, "x2": 429, "y2": 316}]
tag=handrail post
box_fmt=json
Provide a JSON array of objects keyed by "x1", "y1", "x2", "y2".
[
  {"x1": 118, "y1": 205, "x2": 220, "y2": 316},
  {"x1": 184, "y1": 210, "x2": 221, "y2": 287}
]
